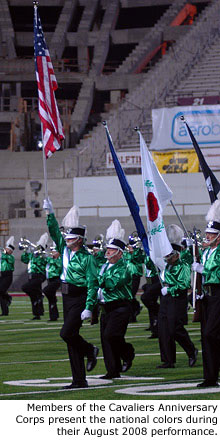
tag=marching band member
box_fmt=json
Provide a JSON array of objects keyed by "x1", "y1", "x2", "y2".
[
  {"x1": 0, "y1": 236, "x2": 15, "y2": 316},
  {"x1": 157, "y1": 224, "x2": 198, "y2": 369},
  {"x1": 21, "y1": 233, "x2": 48, "y2": 320},
  {"x1": 124, "y1": 232, "x2": 145, "y2": 322},
  {"x1": 43, "y1": 198, "x2": 99, "y2": 389},
  {"x1": 98, "y1": 219, "x2": 135, "y2": 379},
  {"x1": 90, "y1": 235, "x2": 106, "y2": 325},
  {"x1": 193, "y1": 200, "x2": 220, "y2": 388},
  {"x1": 141, "y1": 255, "x2": 160, "y2": 338},
  {"x1": 43, "y1": 242, "x2": 62, "y2": 321}
]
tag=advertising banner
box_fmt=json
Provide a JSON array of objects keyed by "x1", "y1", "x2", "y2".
[
  {"x1": 106, "y1": 150, "x2": 199, "y2": 173},
  {"x1": 150, "y1": 105, "x2": 220, "y2": 150},
  {"x1": 152, "y1": 150, "x2": 199, "y2": 174}
]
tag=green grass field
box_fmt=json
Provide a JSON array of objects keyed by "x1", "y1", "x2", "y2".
[{"x1": 0, "y1": 293, "x2": 220, "y2": 400}]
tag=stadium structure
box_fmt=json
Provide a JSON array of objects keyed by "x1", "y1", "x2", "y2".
[{"x1": 1, "y1": 0, "x2": 220, "y2": 285}]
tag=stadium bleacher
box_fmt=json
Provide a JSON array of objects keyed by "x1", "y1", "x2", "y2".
[{"x1": 1, "y1": 0, "x2": 220, "y2": 288}]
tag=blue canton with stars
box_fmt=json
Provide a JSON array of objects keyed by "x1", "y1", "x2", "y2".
[{"x1": 34, "y1": 7, "x2": 48, "y2": 59}]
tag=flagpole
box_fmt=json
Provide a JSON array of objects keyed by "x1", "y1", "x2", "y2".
[
  {"x1": 134, "y1": 126, "x2": 189, "y2": 238},
  {"x1": 33, "y1": 0, "x2": 64, "y2": 203},
  {"x1": 170, "y1": 200, "x2": 188, "y2": 237},
  {"x1": 34, "y1": 1, "x2": 48, "y2": 199},
  {"x1": 103, "y1": 121, "x2": 149, "y2": 256},
  {"x1": 41, "y1": 123, "x2": 49, "y2": 199}
]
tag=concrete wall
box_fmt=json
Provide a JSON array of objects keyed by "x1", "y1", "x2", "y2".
[
  {"x1": 0, "y1": 149, "x2": 89, "y2": 218},
  {"x1": 73, "y1": 172, "x2": 214, "y2": 222}
]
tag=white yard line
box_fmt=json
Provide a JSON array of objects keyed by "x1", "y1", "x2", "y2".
[
  {"x1": 1, "y1": 378, "x2": 219, "y2": 398},
  {"x1": 0, "y1": 350, "x2": 202, "y2": 366}
]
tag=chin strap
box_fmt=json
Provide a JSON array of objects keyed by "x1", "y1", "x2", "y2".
[
  {"x1": 204, "y1": 233, "x2": 220, "y2": 247},
  {"x1": 65, "y1": 237, "x2": 80, "y2": 246},
  {"x1": 105, "y1": 248, "x2": 120, "y2": 259}
]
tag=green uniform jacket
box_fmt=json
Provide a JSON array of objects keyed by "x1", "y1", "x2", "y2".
[
  {"x1": 93, "y1": 250, "x2": 106, "y2": 273},
  {"x1": 47, "y1": 213, "x2": 98, "y2": 311},
  {"x1": 46, "y1": 256, "x2": 62, "y2": 279},
  {"x1": 124, "y1": 248, "x2": 145, "y2": 276},
  {"x1": 21, "y1": 252, "x2": 47, "y2": 275},
  {"x1": 0, "y1": 252, "x2": 15, "y2": 272},
  {"x1": 180, "y1": 248, "x2": 193, "y2": 265},
  {"x1": 202, "y1": 244, "x2": 220, "y2": 284},
  {"x1": 98, "y1": 257, "x2": 133, "y2": 303},
  {"x1": 144, "y1": 255, "x2": 158, "y2": 278},
  {"x1": 164, "y1": 257, "x2": 191, "y2": 297}
]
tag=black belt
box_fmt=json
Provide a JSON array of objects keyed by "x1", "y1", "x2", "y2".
[
  {"x1": 204, "y1": 284, "x2": 219, "y2": 297},
  {"x1": 163, "y1": 287, "x2": 187, "y2": 299},
  {"x1": 146, "y1": 276, "x2": 160, "y2": 285},
  {"x1": 61, "y1": 282, "x2": 87, "y2": 296},
  {"x1": 29, "y1": 273, "x2": 45, "y2": 280},
  {"x1": 100, "y1": 299, "x2": 130, "y2": 314},
  {"x1": 0, "y1": 271, "x2": 13, "y2": 277},
  {"x1": 48, "y1": 277, "x2": 60, "y2": 282}
]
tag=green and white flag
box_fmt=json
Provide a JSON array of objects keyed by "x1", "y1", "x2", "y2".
[{"x1": 138, "y1": 130, "x2": 173, "y2": 271}]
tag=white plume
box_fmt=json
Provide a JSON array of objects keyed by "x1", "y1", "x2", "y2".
[
  {"x1": 106, "y1": 219, "x2": 125, "y2": 241},
  {"x1": 36, "y1": 232, "x2": 48, "y2": 249},
  {"x1": 206, "y1": 199, "x2": 220, "y2": 223},
  {"x1": 62, "y1": 206, "x2": 79, "y2": 228},
  {"x1": 6, "y1": 236, "x2": 14, "y2": 248},
  {"x1": 166, "y1": 224, "x2": 184, "y2": 246}
]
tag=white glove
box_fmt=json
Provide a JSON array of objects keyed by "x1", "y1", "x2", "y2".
[
  {"x1": 81, "y1": 309, "x2": 92, "y2": 320},
  {"x1": 43, "y1": 197, "x2": 54, "y2": 214},
  {"x1": 186, "y1": 238, "x2": 193, "y2": 247},
  {"x1": 196, "y1": 293, "x2": 204, "y2": 300},
  {"x1": 161, "y1": 286, "x2": 168, "y2": 296},
  {"x1": 192, "y1": 262, "x2": 204, "y2": 274}
]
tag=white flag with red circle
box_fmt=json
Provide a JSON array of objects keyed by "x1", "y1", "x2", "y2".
[{"x1": 139, "y1": 130, "x2": 173, "y2": 270}]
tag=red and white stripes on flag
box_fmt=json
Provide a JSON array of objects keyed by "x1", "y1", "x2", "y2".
[{"x1": 34, "y1": 5, "x2": 64, "y2": 158}]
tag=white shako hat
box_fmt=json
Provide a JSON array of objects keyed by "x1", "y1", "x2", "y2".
[
  {"x1": 106, "y1": 219, "x2": 126, "y2": 252},
  {"x1": 166, "y1": 224, "x2": 184, "y2": 252},
  {"x1": 36, "y1": 232, "x2": 48, "y2": 250},
  {"x1": 6, "y1": 236, "x2": 15, "y2": 251},
  {"x1": 205, "y1": 199, "x2": 220, "y2": 233},
  {"x1": 62, "y1": 205, "x2": 86, "y2": 239}
]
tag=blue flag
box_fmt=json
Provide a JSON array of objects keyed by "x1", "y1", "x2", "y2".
[{"x1": 104, "y1": 123, "x2": 149, "y2": 255}]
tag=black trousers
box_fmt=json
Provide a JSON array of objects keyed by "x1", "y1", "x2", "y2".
[
  {"x1": 0, "y1": 273, "x2": 13, "y2": 315},
  {"x1": 22, "y1": 274, "x2": 45, "y2": 316},
  {"x1": 129, "y1": 275, "x2": 142, "y2": 322},
  {"x1": 201, "y1": 293, "x2": 220, "y2": 383},
  {"x1": 141, "y1": 279, "x2": 161, "y2": 335},
  {"x1": 100, "y1": 302, "x2": 135, "y2": 376},
  {"x1": 158, "y1": 293, "x2": 195, "y2": 365},
  {"x1": 43, "y1": 277, "x2": 60, "y2": 320},
  {"x1": 132, "y1": 274, "x2": 141, "y2": 298},
  {"x1": 60, "y1": 292, "x2": 94, "y2": 385}
]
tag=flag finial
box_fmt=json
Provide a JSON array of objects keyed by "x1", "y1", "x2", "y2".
[
  {"x1": 102, "y1": 121, "x2": 107, "y2": 127},
  {"x1": 33, "y1": 1, "x2": 39, "y2": 6},
  {"x1": 134, "y1": 127, "x2": 139, "y2": 132},
  {"x1": 180, "y1": 115, "x2": 186, "y2": 122}
]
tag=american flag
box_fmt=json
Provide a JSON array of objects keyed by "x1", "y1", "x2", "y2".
[{"x1": 34, "y1": 5, "x2": 64, "y2": 158}]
